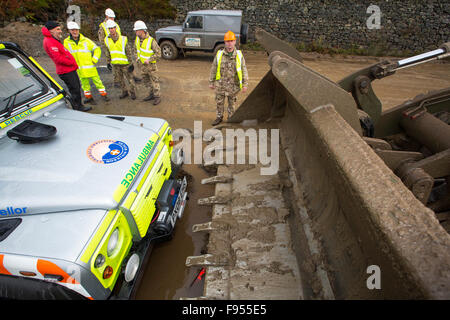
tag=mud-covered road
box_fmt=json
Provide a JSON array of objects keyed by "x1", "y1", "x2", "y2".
[
  {"x1": 35, "y1": 50, "x2": 450, "y2": 299},
  {"x1": 36, "y1": 50, "x2": 450, "y2": 130}
]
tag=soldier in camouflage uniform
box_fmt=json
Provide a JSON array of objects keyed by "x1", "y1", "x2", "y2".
[
  {"x1": 209, "y1": 30, "x2": 249, "y2": 126},
  {"x1": 98, "y1": 8, "x2": 121, "y2": 87},
  {"x1": 98, "y1": 8, "x2": 141, "y2": 86},
  {"x1": 103, "y1": 20, "x2": 136, "y2": 99},
  {"x1": 98, "y1": 9, "x2": 121, "y2": 53},
  {"x1": 133, "y1": 20, "x2": 162, "y2": 105}
]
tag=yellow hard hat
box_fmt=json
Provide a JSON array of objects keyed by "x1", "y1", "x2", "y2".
[{"x1": 224, "y1": 30, "x2": 236, "y2": 41}]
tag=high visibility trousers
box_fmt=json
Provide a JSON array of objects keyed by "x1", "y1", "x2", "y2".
[{"x1": 80, "y1": 75, "x2": 107, "y2": 98}]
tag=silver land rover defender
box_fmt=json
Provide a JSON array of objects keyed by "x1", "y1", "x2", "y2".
[
  {"x1": 156, "y1": 9, "x2": 249, "y2": 60},
  {"x1": 0, "y1": 42, "x2": 187, "y2": 300}
]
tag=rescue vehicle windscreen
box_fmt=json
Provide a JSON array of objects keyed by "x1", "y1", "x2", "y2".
[{"x1": 0, "y1": 50, "x2": 48, "y2": 119}]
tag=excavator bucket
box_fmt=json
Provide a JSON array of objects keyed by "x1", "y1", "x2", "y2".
[{"x1": 185, "y1": 29, "x2": 450, "y2": 300}]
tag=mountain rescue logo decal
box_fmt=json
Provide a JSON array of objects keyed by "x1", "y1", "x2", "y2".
[{"x1": 87, "y1": 140, "x2": 129, "y2": 164}]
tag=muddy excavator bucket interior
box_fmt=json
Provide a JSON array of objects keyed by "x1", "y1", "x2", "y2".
[{"x1": 187, "y1": 28, "x2": 450, "y2": 300}]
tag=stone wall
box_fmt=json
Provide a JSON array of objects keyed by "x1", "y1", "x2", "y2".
[
  {"x1": 169, "y1": 0, "x2": 450, "y2": 53},
  {"x1": 81, "y1": 0, "x2": 448, "y2": 54},
  {"x1": 2, "y1": 1, "x2": 447, "y2": 55}
]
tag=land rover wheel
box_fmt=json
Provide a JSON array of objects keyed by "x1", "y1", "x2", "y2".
[
  {"x1": 160, "y1": 40, "x2": 179, "y2": 60},
  {"x1": 213, "y1": 43, "x2": 225, "y2": 56}
]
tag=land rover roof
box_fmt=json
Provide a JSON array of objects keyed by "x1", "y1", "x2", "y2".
[{"x1": 187, "y1": 10, "x2": 242, "y2": 16}]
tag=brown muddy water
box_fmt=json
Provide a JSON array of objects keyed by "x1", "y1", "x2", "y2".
[{"x1": 135, "y1": 164, "x2": 214, "y2": 299}]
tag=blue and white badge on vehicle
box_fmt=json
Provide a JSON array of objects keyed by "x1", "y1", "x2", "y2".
[
  {"x1": 185, "y1": 38, "x2": 201, "y2": 47},
  {"x1": 87, "y1": 140, "x2": 129, "y2": 164}
]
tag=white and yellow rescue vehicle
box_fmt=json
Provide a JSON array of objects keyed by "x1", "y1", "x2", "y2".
[{"x1": 0, "y1": 42, "x2": 187, "y2": 299}]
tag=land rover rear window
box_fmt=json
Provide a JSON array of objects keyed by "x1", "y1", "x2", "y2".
[
  {"x1": 204, "y1": 15, "x2": 240, "y2": 33},
  {"x1": 0, "y1": 52, "x2": 46, "y2": 120}
]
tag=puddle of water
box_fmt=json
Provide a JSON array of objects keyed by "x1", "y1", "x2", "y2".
[{"x1": 135, "y1": 164, "x2": 214, "y2": 300}]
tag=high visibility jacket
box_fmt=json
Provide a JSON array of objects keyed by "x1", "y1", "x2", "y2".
[
  {"x1": 64, "y1": 34, "x2": 101, "y2": 78},
  {"x1": 135, "y1": 36, "x2": 156, "y2": 64},
  {"x1": 99, "y1": 21, "x2": 121, "y2": 39},
  {"x1": 105, "y1": 35, "x2": 129, "y2": 65},
  {"x1": 215, "y1": 49, "x2": 243, "y2": 90}
]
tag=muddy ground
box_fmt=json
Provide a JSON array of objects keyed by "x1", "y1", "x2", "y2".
[
  {"x1": 34, "y1": 50, "x2": 450, "y2": 125},
  {"x1": 0, "y1": 22, "x2": 47, "y2": 57},
  {"x1": 30, "y1": 42, "x2": 450, "y2": 299}
]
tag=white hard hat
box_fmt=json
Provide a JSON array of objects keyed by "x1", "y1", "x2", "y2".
[
  {"x1": 105, "y1": 20, "x2": 117, "y2": 29},
  {"x1": 133, "y1": 20, "x2": 147, "y2": 31},
  {"x1": 67, "y1": 21, "x2": 80, "y2": 30},
  {"x1": 105, "y1": 8, "x2": 115, "y2": 18}
]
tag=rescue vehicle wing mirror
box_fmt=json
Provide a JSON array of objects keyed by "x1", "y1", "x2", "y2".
[{"x1": 7, "y1": 119, "x2": 57, "y2": 144}]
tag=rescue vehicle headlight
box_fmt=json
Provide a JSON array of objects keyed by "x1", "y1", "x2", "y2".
[
  {"x1": 107, "y1": 228, "x2": 119, "y2": 256},
  {"x1": 124, "y1": 253, "x2": 140, "y2": 282},
  {"x1": 172, "y1": 148, "x2": 184, "y2": 166},
  {"x1": 94, "y1": 254, "x2": 105, "y2": 268}
]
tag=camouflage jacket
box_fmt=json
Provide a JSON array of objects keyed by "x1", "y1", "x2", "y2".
[
  {"x1": 209, "y1": 48, "x2": 249, "y2": 94},
  {"x1": 104, "y1": 32, "x2": 134, "y2": 65},
  {"x1": 98, "y1": 19, "x2": 121, "y2": 45},
  {"x1": 134, "y1": 33, "x2": 162, "y2": 66},
  {"x1": 97, "y1": 19, "x2": 108, "y2": 45}
]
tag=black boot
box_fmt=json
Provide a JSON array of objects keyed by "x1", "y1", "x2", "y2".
[
  {"x1": 83, "y1": 97, "x2": 97, "y2": 105},
  {"x1": 152, "y1": 97, "x2": 161, "y2": 105},
  {"x1": 130, "y1": 91, "x2": 136, "y2": 100},
  {"x1": 211, "y1": 117, "x2": 223, "y2": 126},
  {"x1": 119, "y1": 91, "x2": 129, "y2": 99},
  {"x1": 78, "y1": 105, "x2": 92, "y2": 112},
  {"x1": 143, "y1": 93, "x2": 155, "y2": 101}
]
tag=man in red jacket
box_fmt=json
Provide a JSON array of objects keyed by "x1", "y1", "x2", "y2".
[{"x1": 42, "y1": 21, "x2": 91, "y2": 112}]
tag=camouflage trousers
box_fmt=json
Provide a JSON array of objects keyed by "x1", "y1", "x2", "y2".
[
  {"x1": 141, "y1": 63, "x2": 160, "y2": 97},
  {"x1": 112, "y1": 64, "x2": 136, "y2": 94},
  {"x1": 113, "y1": 68, "x2": 139, "y2": 83},
  {"x1": 215, "y1": 92, "x2": 237, "y2": 120}
]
